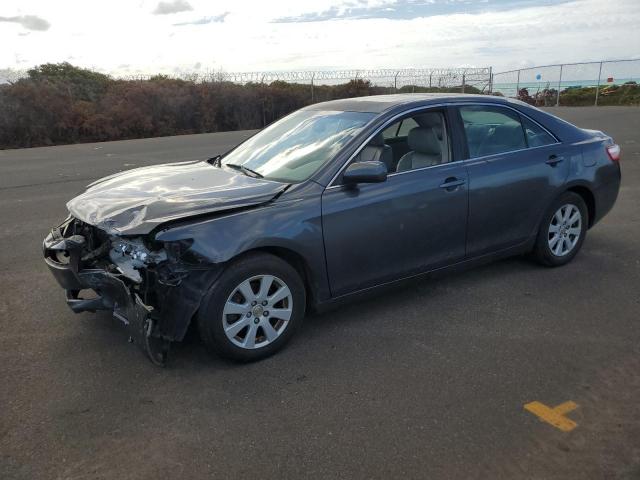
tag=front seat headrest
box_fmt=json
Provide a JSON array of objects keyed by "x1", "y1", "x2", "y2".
[
  {"x1": 408, "y1": 127, "x2": 441, "y2": 155},
  {"x1": 368, "y1": 132, "x2": 386, "y2": 147}
]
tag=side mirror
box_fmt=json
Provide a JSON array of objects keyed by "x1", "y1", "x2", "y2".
[{"x1": 342, "y1": 161, "x2": 387, "y2": 185}]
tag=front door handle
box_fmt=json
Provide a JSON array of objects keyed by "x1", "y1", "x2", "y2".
[
  {"x1": 439, "y1": 177, "x2": 465, "y2": 191},
  {"x1": 546, "y1": 154, "x2": 565, "y2": 166}
]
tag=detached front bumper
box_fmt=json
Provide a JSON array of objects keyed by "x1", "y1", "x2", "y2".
[{"x1": 43, "y1": 228, "x2": 168, "y2": 364}]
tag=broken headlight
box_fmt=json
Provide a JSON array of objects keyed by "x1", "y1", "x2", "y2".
[{"x1": 109, "y1": 237, "x2": 168, "y2": 283}]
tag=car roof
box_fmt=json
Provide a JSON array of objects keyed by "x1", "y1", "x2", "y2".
[{"x1": 304, "y1": 93, "x2": 526, "y2": 114}]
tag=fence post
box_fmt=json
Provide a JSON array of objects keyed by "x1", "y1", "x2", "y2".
[
  {"x1": 594, "y1": 61, "x2": 603, "y2": 106},
  {"x1": 394, "y1": 71, "x2": 400, "y2": 92},
  {"x1": 261, "y1": 74, "x2": 266, "y2": 127},
  {"x1": 556, "y1": 64, "x2": 563, "y2": 106},
  {"x1": 310, "y1": 73, "x2": 315, "y2": 103},
  {"x1": 516, "y1": 69, "x2": 520, "y2": 98},
  {"x1": 429, "y1": 73, "x2": 432, "y2": 88},
  {"x1": 461, "y1": 74, "x2": 466, "y2": 93},
  {"x1": 488, "y1": 66, "x2": 493, "y2": 94}
]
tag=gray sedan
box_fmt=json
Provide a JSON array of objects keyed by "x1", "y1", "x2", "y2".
[{"x1": 43, "y1": 94, "x2": 621, "y2": 364}]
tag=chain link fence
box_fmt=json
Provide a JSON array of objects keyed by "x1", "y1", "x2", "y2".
[{"x1": 491, "y1": 59, "x2": 640, "y2": 106}]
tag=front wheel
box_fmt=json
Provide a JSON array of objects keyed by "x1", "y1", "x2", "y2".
[
  {"x1": 532, "y1": 191, "x2": 588, "y2": 267},
  {"x1": 197, "y1": 253, "x2": 306, "y2": 362}
]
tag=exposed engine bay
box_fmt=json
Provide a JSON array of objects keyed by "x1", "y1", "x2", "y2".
[{"x1": 43, "y1": 216, "x2": 222, "y2": 365}]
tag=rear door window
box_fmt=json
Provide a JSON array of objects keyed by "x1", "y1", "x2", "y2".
[{"x1": 460, "y1": 106, "x2": 526, "y2": 158}]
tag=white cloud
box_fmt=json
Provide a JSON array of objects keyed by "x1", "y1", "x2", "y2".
[
  {"x1": 0, "y1": 0, "x2": 639, "y2": 75},
  {"x1": 152, "y1": 0, "x2": 193, "y2": 15},
  {"x1": 0, "y1": 14, "x2": 49, "y2": 31}
]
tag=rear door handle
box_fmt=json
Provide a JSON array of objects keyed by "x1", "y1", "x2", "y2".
[
  {"x1": 439, "y1": 177, "x2": 465, "y2": 191},
  {"x1": 546, "y1": 154, "x2": 565, "y2": 166}
]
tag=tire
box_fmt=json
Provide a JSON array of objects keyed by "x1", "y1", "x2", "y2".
[
  {"x1": 532, "y1": 191, "x2": 588, "y2": 267},
  {"x1": 197, "y1": 252, "x2": 306, "y2": 362}
]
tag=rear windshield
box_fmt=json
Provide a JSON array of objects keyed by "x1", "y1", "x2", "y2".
[{"x1": 222, "y1": 110, "x2": 375, "y2": 183}]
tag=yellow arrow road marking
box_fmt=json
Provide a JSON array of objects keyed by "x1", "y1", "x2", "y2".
[{"x1": 524, "y1": 401, "x2": 579, "y2": 432}]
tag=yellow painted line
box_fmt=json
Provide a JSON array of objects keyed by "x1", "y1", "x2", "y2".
[{"x1": 524, "y1": 401, "x2": 579, "y2": 432}]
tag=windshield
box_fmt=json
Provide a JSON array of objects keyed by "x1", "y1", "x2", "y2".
[{"x1": 222, "y1": 109, "x2": 375, "y2": 183}]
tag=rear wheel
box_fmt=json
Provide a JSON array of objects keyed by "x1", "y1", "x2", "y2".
[
  {"x1": 532, "y1": 191, "x2": 588, "y2": 267},
  {"x1": 197, "y1": 253, "x2": 305, "y2": 362}
]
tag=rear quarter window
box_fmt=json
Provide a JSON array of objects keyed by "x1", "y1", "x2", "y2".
[{"x1": 521, "y1": 116, "x2": 557, "y2": 147}]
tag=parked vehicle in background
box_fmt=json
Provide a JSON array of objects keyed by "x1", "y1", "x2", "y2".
[{"x1": 43, "y1": 94, "x2": 621, "y2": 365}]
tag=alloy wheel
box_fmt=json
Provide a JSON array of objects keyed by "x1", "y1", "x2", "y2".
[
  {"x1": 548, "y1": 203, "x2": 582, "y2": 257},
  {"x1": 222, "y1": 275, "x2": 293, "y2": 349}
]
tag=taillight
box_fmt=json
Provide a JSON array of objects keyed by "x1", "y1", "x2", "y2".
[{"x1": 606, "y1": 144, "x2": 621, "y2": 162}]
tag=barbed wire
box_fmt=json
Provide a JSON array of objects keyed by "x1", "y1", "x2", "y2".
[
  {"x1": 209, "y1": 67, "x2": 489, "y2": 83},
  {"x1": 1, "y1": 66, "x2": 492, "y2": 89}
]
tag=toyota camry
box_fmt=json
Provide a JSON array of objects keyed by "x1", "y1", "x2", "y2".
[{"x1": 43, "y1": 94, "x2": 621, "y2": 365}]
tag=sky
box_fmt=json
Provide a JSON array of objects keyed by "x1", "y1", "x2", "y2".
[{"x1": 1, "y1": 0, "x2": 639, "y2": 77}]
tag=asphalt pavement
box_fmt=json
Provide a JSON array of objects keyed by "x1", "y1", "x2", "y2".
[{"x1": 1, "y1": 107, "x2": 639, "y2": 479}]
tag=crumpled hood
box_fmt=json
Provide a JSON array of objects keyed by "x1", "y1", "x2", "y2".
[{"x1": 67, "y1": 160, "x2": 287, "y2": 235}]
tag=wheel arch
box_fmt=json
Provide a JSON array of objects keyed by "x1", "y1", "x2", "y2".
[
  {"x1": 532, "y1": 183, "x2": 596, "y2": 242},
  {"x1": 566, "y1": 184, "x2": 596, "y2": 228},
  {"x1": 232, "y1": 246, "x2": 318, "y2": 311}
]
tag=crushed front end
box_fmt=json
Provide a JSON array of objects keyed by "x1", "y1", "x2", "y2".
[{"x1": 43, "y1": 217, "x2": 222, "y2": 365}]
